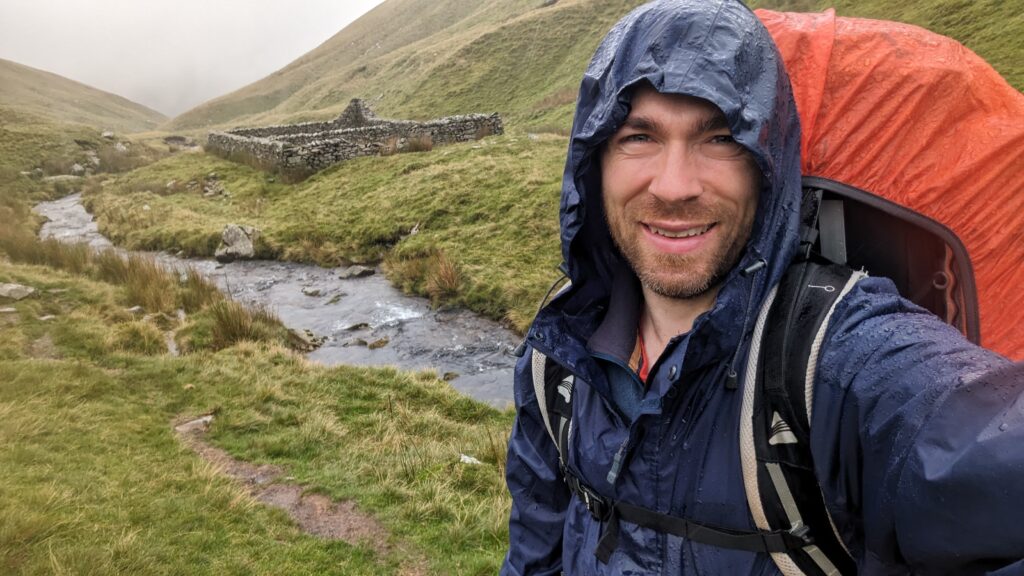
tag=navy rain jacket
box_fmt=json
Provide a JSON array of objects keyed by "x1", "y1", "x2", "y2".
[{"x1": 502, "y1": 0, "x2": 1024, "y2": 574}]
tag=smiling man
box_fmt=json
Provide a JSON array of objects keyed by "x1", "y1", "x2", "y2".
[{"x1": 501, "y1": 1, "x2": 1024, "y2": 575}]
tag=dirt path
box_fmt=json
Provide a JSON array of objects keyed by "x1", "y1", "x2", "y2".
[{"x1": 173, "y1": 414, "x2": 427, "y2": 575}]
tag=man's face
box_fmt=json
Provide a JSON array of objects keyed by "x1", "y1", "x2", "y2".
[{"x1": 601, "y1": 85, "x2": 761, "y2": 299}]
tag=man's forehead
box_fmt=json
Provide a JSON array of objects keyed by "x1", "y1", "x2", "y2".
[{"x1": 623, "y1": 84, "x2": 730, "y2": 131}]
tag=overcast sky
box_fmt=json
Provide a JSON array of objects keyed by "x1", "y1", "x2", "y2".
[{"x1": 0, "y1": 0, "x2": 387, "y2": 118}]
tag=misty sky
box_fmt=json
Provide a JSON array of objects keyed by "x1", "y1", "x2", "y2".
[{"x1": 0, "y1": 0, "x2": 386, "y2": 118}]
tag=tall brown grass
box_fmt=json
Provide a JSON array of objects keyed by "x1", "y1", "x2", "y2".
[
  {"x1": 209, "y1": 300, "x2": 285, "y2": 349},
  {"x1": 425, "y1": 251, "x2": 462, "y2": 303},
  {"x1": 179, "y1": 266, "x2": 222, "y2": 312},
  {"x1": 0, "y1": 231, "x2": 290, "y2": 349}
]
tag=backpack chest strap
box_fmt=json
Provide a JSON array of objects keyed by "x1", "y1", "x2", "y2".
[{"x1": 559, "y1": 467, "x2": 814, "y2": 563}]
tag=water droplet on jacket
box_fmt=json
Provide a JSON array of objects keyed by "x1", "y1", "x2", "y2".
[{"x1": 1000, "y1": 422, "x2": 1009, "y2": 432}]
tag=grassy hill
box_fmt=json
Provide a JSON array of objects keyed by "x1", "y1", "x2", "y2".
[
  {"x1": 168, "y1": 0, "x2": 1022, "y2": 132},
  {"x1": 0, "y1": 58, "x2": 166, "y2": 134}
]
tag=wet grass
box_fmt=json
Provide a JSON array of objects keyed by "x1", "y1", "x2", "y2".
[{"x1": 0, "y1": 260, "x2": 514, "y2": 575}]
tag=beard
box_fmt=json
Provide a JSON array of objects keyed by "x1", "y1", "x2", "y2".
[{"x1": 604, "y1": 195, "x2": 752, "y2": 299}]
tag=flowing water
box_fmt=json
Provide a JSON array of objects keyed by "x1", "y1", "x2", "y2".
[{"x1": 33, "y1": 194, "x2": 518, "y2": 407}]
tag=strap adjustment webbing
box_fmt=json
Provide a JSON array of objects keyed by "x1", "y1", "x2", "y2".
[{"x1": 561, "y1": 469, "x2": 814, "y2": 563}]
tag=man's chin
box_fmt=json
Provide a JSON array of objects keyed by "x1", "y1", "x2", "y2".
[{"x1": 636, "y1": 268, "x2": 721, "y2": 300}]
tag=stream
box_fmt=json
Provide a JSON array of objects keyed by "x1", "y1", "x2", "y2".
[{"x1": 33, "y1": 194, "x2": 518, "y2": 407}]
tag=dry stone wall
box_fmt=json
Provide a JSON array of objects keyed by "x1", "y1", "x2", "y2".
[{"x1": 206, "y1": 99, "x2": 503, "y2": 177}]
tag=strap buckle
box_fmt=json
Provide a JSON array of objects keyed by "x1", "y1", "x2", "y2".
[{"x1": 562, "y1": 466, "x2": 611, "y2": 520}]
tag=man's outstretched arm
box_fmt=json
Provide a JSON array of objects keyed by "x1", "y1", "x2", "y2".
[{"x1": 812, "y1": 277, "x2": 1024, "y2": 574}]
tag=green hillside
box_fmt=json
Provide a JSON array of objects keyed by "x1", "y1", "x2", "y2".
[
  {"x1": 168, "y1": 0, "x2": 1022, "y2": 132},
  {"x1": 0, "y1": 58, "x2": 166, "y2": 134}
]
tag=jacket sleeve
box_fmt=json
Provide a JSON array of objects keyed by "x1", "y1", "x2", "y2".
[
  {"x1": 811, "y1": 276, "x2": 1024, "y2": 574},
  {"x1": 501, "y1": 348, "x2": 571, "y2": 576}
]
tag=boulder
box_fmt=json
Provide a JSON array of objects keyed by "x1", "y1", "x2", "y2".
[
  {"x1": 338, "y1": 265, "x2": 375, "y2": 279},
  {"x1": 70, "y1": 163, "x2": 85, "y2": 176},
  {"x1": 0, "y1": 283, "x2": 35, "y2": 300},
  {"x1": 101, "y1": 130, "x2": 115, "y2": 140},
  {"x1": 214, "y1": 224, "x2": 260, "y2": 263}
]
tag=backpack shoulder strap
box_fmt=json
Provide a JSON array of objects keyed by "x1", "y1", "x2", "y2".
[
  {"x1": 740, "y1": 259, "x2": 867, "y2": 576},
  {"x1": 531, "y1": 348, "x2": 575, "y2": 469}
]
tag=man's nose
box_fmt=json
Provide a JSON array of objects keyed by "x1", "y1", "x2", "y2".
[{"x1": 648, "y1": 143, "x2": 703, "y2": 203}]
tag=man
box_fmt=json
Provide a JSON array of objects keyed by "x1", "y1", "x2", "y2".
[{"x1": 502, "y1": 1, "x2": 1024, "y2": 574}]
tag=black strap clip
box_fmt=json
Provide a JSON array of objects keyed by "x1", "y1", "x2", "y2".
[{"x1": 562, "y1": 466, "x2": 611, "y2": 521}]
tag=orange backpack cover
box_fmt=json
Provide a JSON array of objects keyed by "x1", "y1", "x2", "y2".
[{"x1": 757, "y1": 9, "x2": 1024, "y2": 360}]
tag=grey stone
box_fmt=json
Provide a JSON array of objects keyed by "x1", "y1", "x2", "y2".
[
  {"x1": 0, "y1": 283, "x2": 35, "y2": 300},
  {"x1": 301, "y1": 287, "x2": 322, "y2": 297},
  {"x1": 43, "y1": 175, "x2": 83, "y2": 184},
  {"x1": 101, "y1": 130, "x2": 115, "y2": 139},
  {"x1": 337, "y1": 265, "x2": 375, "y2": 279},
  {"x1": 127, "y1": 305, "x2": 144, "y2": 315},
  {"x1": 288, "y1": 328, "x2": 325, "y2": 351},
  {"x1": 214, "y1": 224, "x2": 260, "y2": 263},
  {"x1": 0, "y1": 307, "x2": 17, "y2": 313},
  {"x1": 115, "y1": 142, "x2": 129, "y2": 153},
  {"x1": 368, "y1": 337, "x2": 389, "y2": 350},
  {"x1": 70, "y1": 163, "x2": 85, "y2": 176},
  {"x1": 38, "y1": 315, "x2": 56, "y2": 321}
]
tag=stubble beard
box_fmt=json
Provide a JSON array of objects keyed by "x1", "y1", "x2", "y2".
[{"x1": 605, "y1": 197, "x2": 751, "y2": 300}]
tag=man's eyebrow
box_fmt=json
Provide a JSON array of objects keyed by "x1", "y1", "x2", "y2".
[
  {"x1": 620, "y1": 115, "x2": 661, "y2": 133},
  {"x1": 696, "y1": 113, "x2": 730, "y2": 134}
]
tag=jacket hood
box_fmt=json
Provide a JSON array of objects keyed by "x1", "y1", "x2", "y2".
[{"x1": 542, "y1": 0, "x2": 802, "y2": 372}]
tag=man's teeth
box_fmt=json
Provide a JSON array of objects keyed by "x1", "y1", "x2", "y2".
[{"x1": 648, "y1": 224, "x2": 712, "y2": 238}]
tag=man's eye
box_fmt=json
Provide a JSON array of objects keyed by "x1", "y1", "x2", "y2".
[
  {"x1": 621, "y1": 133, "x2": 651, "y2": 143},
  {"x1": 709, "y1": 134, "x2": 737, "y2": 145}
]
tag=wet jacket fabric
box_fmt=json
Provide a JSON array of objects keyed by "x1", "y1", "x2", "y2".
[{"x1": 501, "y1": 1, "x2": 1024, "y2": 575}]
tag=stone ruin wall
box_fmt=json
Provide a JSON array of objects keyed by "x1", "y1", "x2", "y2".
[{"x1": 205, "y1": 99, "x2": 503, "y2": 177}]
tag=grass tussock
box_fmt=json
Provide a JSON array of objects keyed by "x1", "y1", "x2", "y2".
[
  {"x1": 208, "y1": 300, "x2": 288, "y2": 350},
  {"x1": 425, "y1": 250, "x2": 463, "y2": 304},
  {"x1": 107, "y1": 319, "x2": 166, "y2": 355},
  {"x1": 179, "y1": 266, "x2": 222, "y2": 312},
  {"x1": 120, "y1": 254, "x2": 178, "y2": 314}
]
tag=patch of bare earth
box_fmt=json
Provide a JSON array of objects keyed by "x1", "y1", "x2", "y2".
[
  {"x1": 28, "y1": 333, "x2": 61, "y2": 359},
  {"x1": 173, "y1": 415, "x2": 427, "y2": 576}
]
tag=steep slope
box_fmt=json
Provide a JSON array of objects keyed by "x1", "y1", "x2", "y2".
[
  {"x1": 167, "y1": 0, "x2": 644, "y2": 131},
  {"x1": 169, "y1": 0, "x2": 1021, "y2": 133},
  {"x1": 0, "y1": 58, "x2": 166, "y2": 134}
]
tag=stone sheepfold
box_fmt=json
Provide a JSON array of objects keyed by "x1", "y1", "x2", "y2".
[{"x1": 206, "y1": 99, "x2": 503, "y2": 177}]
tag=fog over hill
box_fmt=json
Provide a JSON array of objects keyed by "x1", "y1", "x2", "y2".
[
  {"x1": 0, "y1": 57, "x2": 166, "y2": 133},
  {"x1": 0, "y1": 0, "x2": 385, "y2": 117}
]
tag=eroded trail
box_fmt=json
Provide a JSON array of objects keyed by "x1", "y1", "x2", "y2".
[{"x1": 173, "y1": 415, "x2": 427, "y2": 575}]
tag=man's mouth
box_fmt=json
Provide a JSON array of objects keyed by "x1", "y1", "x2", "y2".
[{"x1": 645, "y1": 223, "x2": 714, "y2": 239}]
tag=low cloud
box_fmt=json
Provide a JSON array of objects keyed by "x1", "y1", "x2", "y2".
[{"x1": 0, "y1": 0, "x2": 385, "y2": 117}]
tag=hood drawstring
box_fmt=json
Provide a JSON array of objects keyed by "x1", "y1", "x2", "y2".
[
  {"x1": 725, "y1": 257, "x2": 768, "y2": 389},
  {"x1": 512, "y1": 264, "x2": 571, "y2": 357}
]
